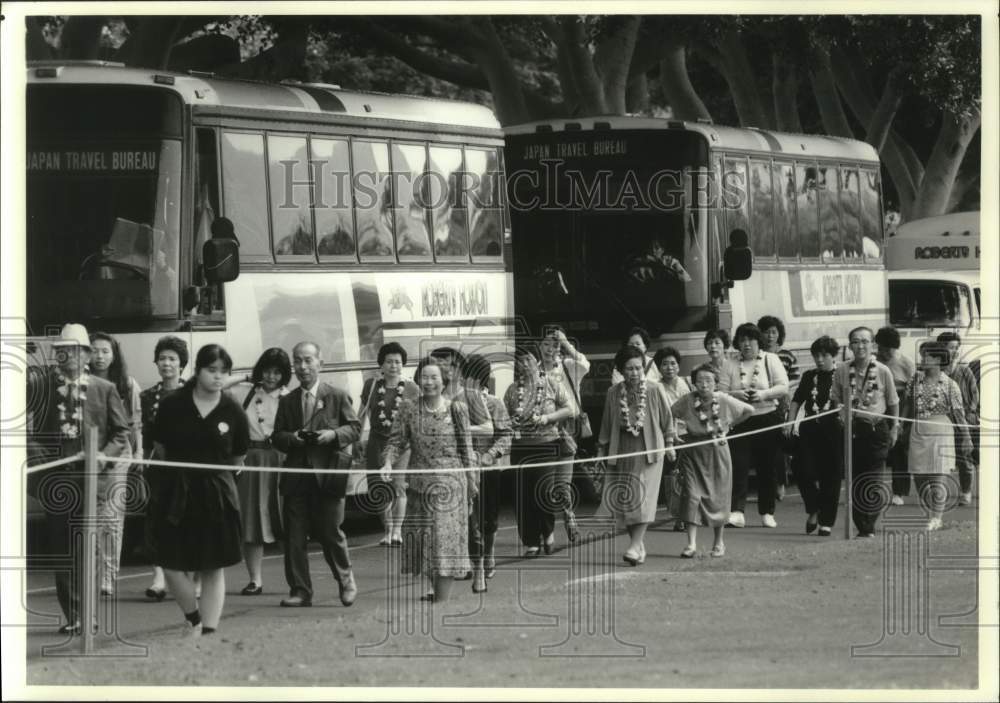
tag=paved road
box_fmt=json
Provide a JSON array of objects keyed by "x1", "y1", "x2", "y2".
[{"x1": 22, "y1": 489, "x2": 982, "y2": 651}]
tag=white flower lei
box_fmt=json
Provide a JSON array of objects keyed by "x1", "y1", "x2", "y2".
[
  {"x1": 693, "y1": 392, "x2": 725, "y2": 445},
  {"x1": 739, "y1": 353, "x2": 763, "y2": 390},
  {"x1": 513, "y1": 375, "x2": 546, "y2": 427},
  {"x1": 619, "y1": 382, "x2": 647, "y2": 437},
  {"x1": 376, "y1": 378, "x2": 407, "y2": 428},
  {"x1": 808, "y1": 373, "x2": 833, "y2": 414},
  {"x1": 55, "y1": 370, "x2": 88, "y2": 440},
  {"x1": 848, "y1": 360, "x2": 879, "y2": 409}
]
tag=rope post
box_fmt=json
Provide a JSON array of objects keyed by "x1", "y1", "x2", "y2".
[
  {"x1": 81, "y1": 426, "x2": 99, "y2": 655},
  {"x1": 842, "y1": 402, "x2": 853, "y2": 541}
]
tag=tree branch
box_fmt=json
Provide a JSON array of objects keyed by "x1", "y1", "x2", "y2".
[
  {"x1": 865, "y1": 67, "x2": 905, "y2": 154},
  {"x1": 594, "y1": 15, "x2": 640, "y2": 114},
  {"x1": 659, "y1": 43, "x2": 711, "y2": 121},
  {"x1": 809, "y1": 47, "x2": 853, "y2": 138},
  {"x1": 559, "y1": 15, "x2": 606, "y2": 115},
  {"x1": 911, "y1": 108, "x2": 981, "y2": 219},
  {"x1": 712, "y1": 29, "x2": 772, "y2": 129},
  {"x1": 771, "y1": 51, "x2": 802, "y2": 133}
]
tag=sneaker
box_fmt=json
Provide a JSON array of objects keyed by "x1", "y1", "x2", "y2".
[
  {"x1": 727, "y1": 511, "x2": 746, "y2": 528},
  {"x1": 958, "y1": 492, "x2": 972, "y2": 506},
  {"x1": 890, "y1": 495, "x2": 905, "y2": 506},
  {"x1": 761, "y1": 514, "x2": 777, "y2": 528},
  {"x1": 927, "y1": 518, "x2": 943, "y2": 531},
  {"x1": 817, "y1": 526, "x2": 832, "y2": 537}
]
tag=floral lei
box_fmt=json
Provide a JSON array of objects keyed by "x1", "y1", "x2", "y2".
[
  {"x1": 376, "y1": 378, "x2": 407, "y2": 428},
  {"x1": 914, "y1": 373, "x2": 945, "y2": 420},
  {"x1": 739, "y1": 353, "x2": 763, "y2": 391},
  {"x1": 513, "y1": 375, "x2": 547, "y2": 426},
  {"x1": 848, "y1": 360, "x2": 879, "y2": 409},
  {"x1": 693, "y1": 392, "x2": 725, "y2": 444},
  {"x1": 808, "y1": 375, "x2": 833, "y2": 415},
  {"x1": 619, "y1": 382, "x2": 647, "y2": 437},
  {"x1": 55, "y1": 370, "x2": 88, "y2": 439}
]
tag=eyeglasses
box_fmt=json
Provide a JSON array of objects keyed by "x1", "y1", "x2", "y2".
[{"x1": 850, "y1": 339, "x2": 872, "y2": 346}]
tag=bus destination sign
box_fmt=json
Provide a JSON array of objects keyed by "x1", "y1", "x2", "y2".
[
  {"x1": 520, "y1": 139, "x2": 629, "y2": 161},
  {"x1": 27, "y1": 149, "x2": 159, "y2": 173}
]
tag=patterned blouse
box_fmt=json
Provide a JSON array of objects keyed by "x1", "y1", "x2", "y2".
[
  {"x1": 906, "y1": 372, "x2": 964, "y2": 421},
  {"x1": 503, "y1": 373, "x2": 573, "y2": 444}
]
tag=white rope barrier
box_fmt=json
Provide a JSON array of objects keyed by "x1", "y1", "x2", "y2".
[
  {"x1": 24, "y1": 453, "x2": 86, "y2": 474},
  {"x1": 854, "y1": 408, "x2": 981, "y2": 430},
  {"x1": 92, "y1": 407, "x2": 844, "y2": 477}
]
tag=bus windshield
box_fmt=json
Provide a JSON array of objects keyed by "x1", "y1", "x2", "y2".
[
  {"x1": 889, "y1": 280, "x2": 973, "y2": 328},
  {"x1": 26, "y1": 85, "x2": 182, "y2": 329},
  {"x1": 506, "y1": 130, "x2": 710, "y2": 341}
]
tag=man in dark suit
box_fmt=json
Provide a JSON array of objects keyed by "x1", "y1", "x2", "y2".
[
  {"x1": 27, "y1": 323, "x2": 130, "y2": 634},
  {"x1": 272, "y1": 341, "x2": 361, "y2": 607}
]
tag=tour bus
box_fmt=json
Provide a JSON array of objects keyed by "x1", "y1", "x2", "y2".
[
  {"x1": 25, "y1": 61, "x2": 515, "y2": 496},
  {"x1": 885, "y1": 211, "x2": 982, "y2": 364},
  {"x1": 505, "y1": 117, "x2": 886, "y2": 423}
]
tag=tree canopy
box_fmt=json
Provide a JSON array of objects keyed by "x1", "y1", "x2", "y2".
[{"x1": 27, "y1": 13, "x2": 983, "y2": 220}]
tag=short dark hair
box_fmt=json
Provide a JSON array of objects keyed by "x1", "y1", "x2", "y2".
[
  {"x1": 690, "y1": 363, "x2": 720, "y2": 385},
  {"x1": 614, "y1": 345, "x2": 646, "y2": 374},
  {"x1": 757, "y1": 315, "x2": 786, "y2": 347},
  {"x1": 431, "y1": 346, "x2": 466, "y2": 369},
  {"x1": 874, "y1": 326, "x2": 901, "y2": 350},
  {"x1": 414, "y1": 355, "x2": 450, "y2": 388},
  {"x1": 919, "y1": 341, "x2": 950, "y2": 366},
  {"x1": 626, "y1": 326, "x2": 651, "y2": 349},
  {"x1": 193, "y1": 344, "x2": 234, "y2": 375},
  {"x1": 848, "y1": 326, "x2": 874, "y2": 343},
  {"x1": 703, "y1": 329, "x2": 730, "y2": 350},
  {"x1": 936, "y1": 331, "x2": 962, "y2": 345},
  {"x1": 733, "y1": 322, "x2": 763, "y2": 347},
  {"x1": 251, "y1": 347, "x2": 292, "y2": 388},
  {"x1": 810, "y1": 335, "x2": 840, "y2": 358},
  {"x1": 463, "y1": 353, "x2": 492, "y2": 389},
  {"x1": 377, "y1": 342, "x2": 408, "y2": 366},
  {"x1": 154, "y1": 335, "x2": 189, "y2": 369},
  {"x1": 653, "y1": 346, "x2": 682, "y2": 369}
]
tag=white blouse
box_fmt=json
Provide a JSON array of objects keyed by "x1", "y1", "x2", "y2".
[{"x1": 245, "y1": 386, "x2": 284, "y2": 442}]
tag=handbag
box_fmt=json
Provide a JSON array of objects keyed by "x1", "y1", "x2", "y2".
[{"x1": 563, "y1": 360, "x2": 593, "y2": 440}]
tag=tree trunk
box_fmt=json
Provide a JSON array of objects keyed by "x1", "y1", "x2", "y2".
[
  {"x1": 714, "y1": 30, "x2": 772, "y2": 129},
  {"x1": 542, "y1": 17, "x2": 581, "y2": 115},
  {"x1": 466, "y1": 17, "x2": 530, "y2": 125},
  {"x1": 626, "y1": 73, "x2": 649, "y2": 113},
  {"x1": 559, "y1": 16, "x2": 607, "y2": 115},
  {"x1": 594, "y1": 16, "x2": 640, "y2": 115},
  {"x1": 771, "y1": 52, "x2": 802, "y2": 133},
  {"x1": 659, "y1": 44, "x2": 711, "y2": 121},
  {"x1": 59, "y1": 16, "x2": 106, "y2": 60},
  {"x1": 911, "y1": 109, "x2": 981, "y2": 219},
  {"x1": 865, "y1": 69, "x2": 905, "y2": 154},
  {"x1": 809, "y1": 50, "x2": 853, "y2": 138}
]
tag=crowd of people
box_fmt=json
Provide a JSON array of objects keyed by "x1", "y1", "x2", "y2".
[{"x1": 27, "y1": 316, "x2": 980, "y2": 637}]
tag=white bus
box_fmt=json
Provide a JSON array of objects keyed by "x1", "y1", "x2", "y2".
[
  {"x1": 504, "y1": 117, "x2": 886, "y2": 420},
  {"x1": 26, "y1": 61, "x2": 515, "y2": 485},
  {"x1": 885, "y1": 210, "x2": 982, "y2": 363}
]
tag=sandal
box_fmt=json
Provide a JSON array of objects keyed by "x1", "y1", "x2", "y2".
[
  {"x1": 390, "y1": 535, "x2": 403, "y2": 547},
  {"x1": 378, "y1": 537, "x2": 390, "y2": 547},
  {"x1": 710, "y1": 544, "x2": 726, "y2": 558},
  {"x1": 623, "y1": 548, "x2": 640, "y2": 566},
  {"x1": 484, "y1": 554, "x2": 497, "y2": 579},
  {"x1": 680, "y1": 546, "x2": 696, "y2": 559}
]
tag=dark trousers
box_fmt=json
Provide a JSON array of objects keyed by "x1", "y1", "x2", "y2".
[
  {"x1": 512, "y1": 441, "x2": 559, "y2": 548},
  {"x1": 729, "y1": 412, "x2": 782, "y2": 515},
  {"x1": 888, "y1": 437, "x2": 910, "y2": 497},
  {"x1": 795, "y1": 420, "x2": 843, "y2": 527},
  {"x1": 282, "y1": 488, "x2": 352, "y2": 599},
  {"x1": 953, "y1": 427, "x2": 974, "y2": 493},
  {"x1": 850, "y1": 419, "x2": 891, "y2": 535},
  {"x1": 469, "y1": 467, "x2": 502, "y2": 559},
  {"x1": 46, "y1": 503, "x2": 85, "y2": 624}
]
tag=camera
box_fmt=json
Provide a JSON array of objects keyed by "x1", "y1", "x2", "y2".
[{"x1": 298, "y1": 430, "x2": 320, "y2": 445}]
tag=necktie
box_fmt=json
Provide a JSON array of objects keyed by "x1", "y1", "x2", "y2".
[{"x1": 303, "y1": 390, "x2": 315, "y2": 425}]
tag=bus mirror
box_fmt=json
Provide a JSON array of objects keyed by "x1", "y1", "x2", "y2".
[
  {"x1": 202, "y1": 238, "x2": 240, "y2": 284},
  {"x1": 182, "y1": 286, "x2": 201, "y2": 314},
  {"x1": 723, "y1": 229, "x2": 752, "y2": 281}
]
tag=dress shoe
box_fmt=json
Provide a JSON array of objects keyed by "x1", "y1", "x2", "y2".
[
  {"x1": 710, "y1": 544, "x2": 726, "y2": 558},
  {"x1": 240, "y1": 582, "x2": 263, "y2": 596},
  {"x1": 680, "y1": 546, "x2": 696, "y2": 558},
  {"x1": 673, "y1": 519, "x2": 685, "y2": 532},
  {"x1": 523, "y1": 546, "x2": 540, "y2": 558},
  {"x1": 339, "y1": 574, "x2": 358, "y2": 607},
  {"x1": 817, "y1": 526, "x2": 832, "y2": 537},
  {"x1": 623, "y1": 548, "x2": 640, "y2": 566},
  {"x1": 806, "y1": 513, "x2": 819, "y2": 535},
  {"x1": 484, "y1": 553, "x2": 497, "y2": 579},
  {"x1": 636, "y1": 544, "x2": 647, "y2": 565},
  {"x1": 958, "y1": 491, "x2": 972, "y2": 506},
  {"x1": 472, "y1": 573, "x2": 488, "y2": 593},
  {"x1": 727, "y1": 511, "x2": 746, "y2": 528},
  {"x1": 58, "y1": 621, "x2": 82, "y2": 636},
  {"x1": 279, "y1": 595, "x2": 312, "y2": 607},
  {"x1": 145, "y1": 587, "x2": 167, "y2": 601}
]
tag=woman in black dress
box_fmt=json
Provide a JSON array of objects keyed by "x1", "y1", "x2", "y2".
[{"x1": 148, "y1": 344, "x2": 250, "y2": 636}]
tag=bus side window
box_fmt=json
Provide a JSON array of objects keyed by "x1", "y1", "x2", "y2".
[
  {"x1": 749, "y1": 159, "x2": 775, "y2": 259},
  {"x1": 219, "y1": 132, "x2": 271, "y2": 262},
  {"x1": 723, "y1": 157, "x2": 750, "y2": 251},
  {"x1": 429, "y1": 146, "x2": 469, "y2": 261},
  {"x1": 818, "y1": 165, "x2": 842, "y2": 261},
  {"x1": 860, "y1": 170, "x2": 883, "y2": 260},
  {"x1": 391, "y1": 143, "x2": 433, "y2": 261},
  {"x1": 192, "y1": 128, "x2": 223, "y2": 317},
  {"x1": 468, "y1": 148, "x2": 503, "y2": 260},
  {"x1": 269, "y1": 135, "x2": 315, "y2": 260},
  {"x1": 839, "y1": 167, "x2": 863, "y2": 259},
  {"x1": 353, "y1": 140, "x2": 394, "y2": 261},
  {"x1": 313, "y1": 138, "x2": 357, "y2": 260},
  {"x1": 795, "y1": 162, "x2": 820, "y2": 258},
  {"x1": 774, "y1": 161, "x2": 798, "y2": 258}
]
